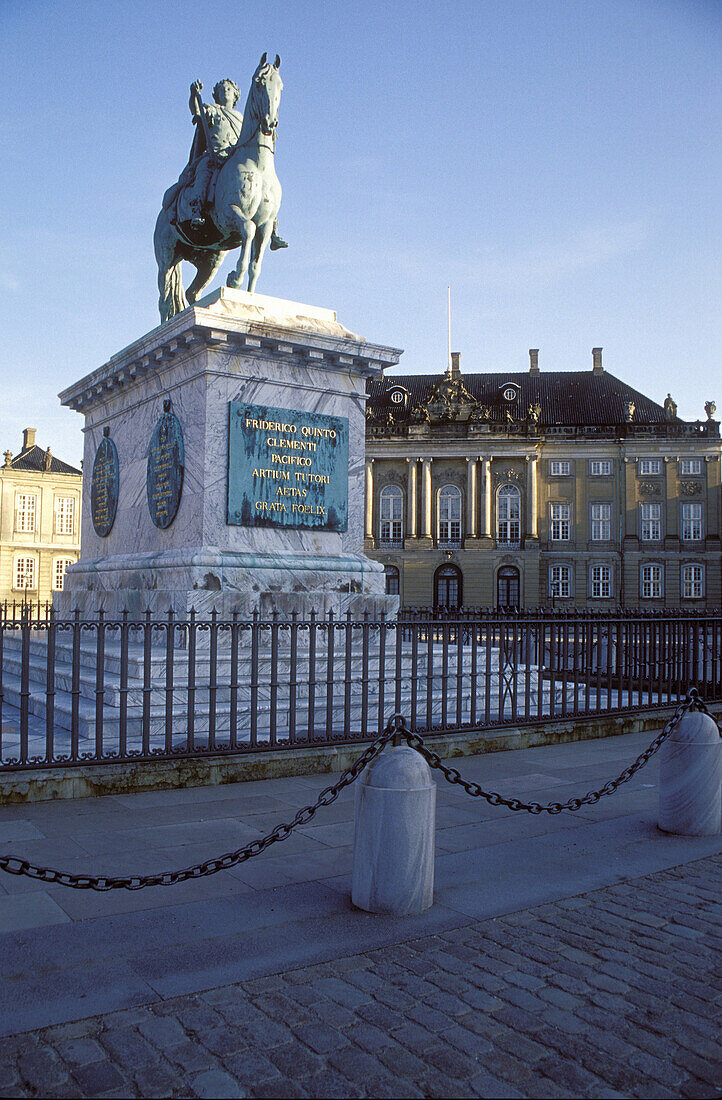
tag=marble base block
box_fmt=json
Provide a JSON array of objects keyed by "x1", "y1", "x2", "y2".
[
  {"x1": 57, "y1": 289, "x2": 402, "y2": 621},
  {"x1": 658, "y1": 710, "x2": 721, "y2": 836},
  {"x1": 352, "y1": 747, "x2": 436, "y2": 915}
]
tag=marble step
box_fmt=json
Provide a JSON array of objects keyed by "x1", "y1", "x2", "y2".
[{"x1": 0, "y1": 665, "x2": 550, "y2": 743}]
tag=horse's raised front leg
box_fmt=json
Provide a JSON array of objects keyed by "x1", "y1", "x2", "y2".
[
  {"x1": 186, "y1": 249, "x2": 224, "y2": 305},
  {"x1": 153, "y1": 210, "x2": 187, "y2": 323},
  {"x1": 226, "y1": 212, "x2": 255, "y2": 290},
  {"x1": 247, "y1": 221, "x2": 274, "y2": 295}
]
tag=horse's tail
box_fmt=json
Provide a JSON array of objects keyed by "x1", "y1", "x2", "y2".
[{"x1": 154, "y1": 209, "x2": 188, "y2": 323}]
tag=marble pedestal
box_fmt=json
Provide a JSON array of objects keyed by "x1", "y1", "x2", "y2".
[
  {"x1": 352, "y1": 747, "x2": 436, "y2": 915},
  {"x1": 56, "y1": 289, "x2": 402, "y2": 620}
]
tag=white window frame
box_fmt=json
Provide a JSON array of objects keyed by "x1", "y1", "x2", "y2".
[
  {"x1": 590, "y1": 502, "x2": 611, "y2": 542},
  {"x1": 589, "y1": 459, "x2": 612, "y2": 476},
  {"x1": 640, "y1": 502, "x2": 662, "y2": 542},
  {"x1": 14, "y1": 556, "x2": 37, "y2": 591},
  {"x1": 681, "y1": 563, "x2": 704, "y2": 600},
  {"x1": 641, "y1": 562, "x2": 664, "y2": 600},
  {"x1": 438, "y1": 484, "x2": 462, "y2": 547},
  {"x1": 548, "y1": 564, "x2": 572, "y2": 600},
  {"x1": 680, "y1": 502, "x2": 703, "y2": 541},
  {"x1": 497, "y1": 484, "x2": 521, "y2": 546},
  {"x1": 379, "y1": 485, "x2": 404, "y2": 547},
  {"x1": 550, "y1": 502, "x2": 571, "y2": 541},
  {"x1": 549, "y1": 460, "x2": 571, "y2": 477},
  {"x1": 679, "y1": 458, "x2": 702, "y2": 476},
  {"x1": 54, "y1": 495, "x2": 75, "y2": 536},
  {"x1": 14, "y1": 493, "x2": 37, "y2": 534},
  {"x1": 638, "y1": 459, "x2": 661, "y2": 476},
  {"x1": 590, "y1": 563, "x2": 612, "y2": 599},
  {"x1": 52, "y1": 557, "x2": 75, "y2": 591}
]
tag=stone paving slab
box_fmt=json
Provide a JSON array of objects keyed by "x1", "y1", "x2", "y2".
[
  {"x1": 0, "y1": 856, "x2": 719, "y2": 1098},
  {"x1": 0, "y1": 730, "x2": 720, "y2": 1044}
]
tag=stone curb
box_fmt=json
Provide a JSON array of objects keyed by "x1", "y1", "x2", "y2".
[{"x1": 3, "y1": 703, "x2": 718, "y2": 804}]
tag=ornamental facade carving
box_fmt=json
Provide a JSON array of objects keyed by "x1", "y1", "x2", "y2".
[
  {"x1": 678, "y1": 480, "x2": 703, "y2": 496},
  {"x1": 493, "y1": 468, "x2": 523, "y2": 485},
  {"x1": 638, "y1": 481, "x2": 661, "y2": 496}
]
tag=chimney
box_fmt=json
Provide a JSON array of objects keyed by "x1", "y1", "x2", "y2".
[
  {"x1": 592, "y1": 348, "x2": 603, "y2": 375},
  {"x1": 449, "y1": 351, "x2": 461, "y2": 379},
  {"x1": 529, "y1": 349, "x2": 539, "y2": 374},
  {"x1": 22, "y1": 427, "x2": 36, "y2": 451}
]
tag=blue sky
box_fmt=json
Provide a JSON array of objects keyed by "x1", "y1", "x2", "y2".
[{"x1": 1, "y1": 0, "x2": 720, "y2": 465}]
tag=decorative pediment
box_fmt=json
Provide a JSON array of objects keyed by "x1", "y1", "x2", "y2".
[{"x1": 414, "y1": 373, "x2": 478, "y2": 423}]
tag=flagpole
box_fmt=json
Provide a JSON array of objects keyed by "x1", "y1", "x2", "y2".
[{"x1": 447, "y1": 286, "x2": 451, "y2": 373}]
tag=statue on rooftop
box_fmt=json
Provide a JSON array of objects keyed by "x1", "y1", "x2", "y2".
[
  {"x1": 663, "y1": 394, "x2": 677, "y2": 421},
  {"x1": 154, "y1": 54, "x2": 287, "y2": 323}
]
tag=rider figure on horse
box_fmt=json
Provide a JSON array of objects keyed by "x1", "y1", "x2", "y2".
[{"x1": 164, "y1": 78, "x2": 288, "y2": 250}]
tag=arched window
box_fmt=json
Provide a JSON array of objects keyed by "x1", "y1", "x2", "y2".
[
  {"x1": 438, "y1": 485, "x2": 462, "y2": 546},
  {"x1": 497, "y1": 566, "x2": 520, "y2": 609},
  {"x1": 384, "y1": 565, "x2": 400, "y2": 596},
  {"x1": 435, "y1": 564, "x2": 462, "y2": 609},
  {"x1": 497, "y1": 484, "x2": 521, "y2": 546},
  {"x1": 379, "y1": 485, "x2": 403, "y2": 547}
]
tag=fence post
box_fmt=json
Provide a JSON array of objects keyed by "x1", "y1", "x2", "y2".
[
  {"x1": 658, "y1": 703, "x2": 721, "y2": 836},
  {"x1": 352, "y1": 744, "x2": 436, "y2": 915}
]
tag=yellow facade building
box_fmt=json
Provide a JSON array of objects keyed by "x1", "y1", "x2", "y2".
[
  {"x1": 364, "y1": 351, "x2": 721, "y2": 610},
  {"x1": 0, "y1": 428, "x2": 82, "y2": 608}
]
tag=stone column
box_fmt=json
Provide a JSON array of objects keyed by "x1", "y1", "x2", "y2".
[
  {"x1": 526, "y1": 455, "x2": 538, "y2": 539},
  {"x1": 406, "y1": 459, "x2": 418, "y2": 539},
  {"x1": 466, "y1": 458, "x2": 477, "y2": 538},
  {"x1": 481, "y1": 458, "x2": 492, "y2": 538},
  {"x1": 421, "y1": 458, "x2": 433, "y2": 540},
  {"x1": 365, "y1": 459, "x2": 374, "y2": 543}
]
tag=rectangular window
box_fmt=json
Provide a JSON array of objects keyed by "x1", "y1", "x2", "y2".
[
  {"x1": 590, "y1": 564, "x2": 612, "y2": 599},
  {"x1": 639, "y1": 459, "x2": 661, "y2": 475},
  {"x1": 14, "y1": 493, "x2": 37, "y2": 534},
  {"x1": 679, "y1": 459, "x2": 702, "y2": 476},
  {"x1": 53, "y1": 557, "x2": 75, "y2": 591},
  {"x1": 549, "y1": 564, "x2": 571, "y2": 599},
  {"x1": 550, "y1": 502, "x2": 571, "y2": 541},
  {"x1": 589, "y1": 459, "x2": 612, "y2": 476},
  {"x1": 590, "y1": 502, "x2": 611, "y2": 541},
  {"x1": 641, "y1": 563, "x2": 663, "y2": 599},
  {"x1": 681, "y1": 502, "x2": 703, "y2": 541},
  {"x1": 14, "y1": 556, "x2": 36, "y2": 591},
  {"x1": 54, "y1": 496, "x2": 75, "y2": 536},
  {"x1": 681, "y1": 563, "x2": 704, "y2": 600},
  {"x1": 549, "y1": 460, "x2": 571, "y2": 477},
  {"x1": 640, "y1": 502, "x2": 662, "y2": 541}
]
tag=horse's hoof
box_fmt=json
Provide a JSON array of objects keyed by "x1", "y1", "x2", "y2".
[{"x1": 226, "y1": 274, "x2": 241, "y2": 290}]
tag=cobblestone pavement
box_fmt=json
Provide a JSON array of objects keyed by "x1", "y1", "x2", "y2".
[{"x1": 1, "y1": 854, "x2": 719, "y2": 1100}]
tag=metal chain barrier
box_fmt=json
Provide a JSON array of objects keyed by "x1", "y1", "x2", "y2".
[
  {"x1": 0, "y1": 723, "x2": 402, "y2": 892},
  {"x1": 0, "y1": 693, "x2": 711, "y2": 890},
  {"x1": 404, "y1": 689, "x2": 712, "y2": 815}
]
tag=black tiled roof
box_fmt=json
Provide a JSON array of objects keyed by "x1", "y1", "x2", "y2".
[
  {"x1": 367, "y1": 370, "x2": 676, "y2": 426},
  {"x1": 9, "y1": 446, "x2": 81, "y2": 475}
]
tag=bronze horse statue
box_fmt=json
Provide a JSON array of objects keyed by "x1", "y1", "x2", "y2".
[{"x1": 154, "y1": 54, "x2": 283, "y2": 323}]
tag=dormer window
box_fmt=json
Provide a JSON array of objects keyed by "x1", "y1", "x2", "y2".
[
  {"x1": 387, "y1": 386, "x2": 408, "y2": 409},
  {"x1": 501, "y1": 383, "x2": 519, "y2": 402}
]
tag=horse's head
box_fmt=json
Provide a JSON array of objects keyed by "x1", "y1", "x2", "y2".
[{"x1": 251, "y1": 52, "x2": 283, "y2": 138}]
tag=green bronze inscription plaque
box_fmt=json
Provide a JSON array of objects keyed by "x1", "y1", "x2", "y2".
[{"x1": 227, "y1": 401, "x2": 348, "y2": 531}]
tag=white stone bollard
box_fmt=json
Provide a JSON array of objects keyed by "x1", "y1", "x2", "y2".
[
  {"x1": 351, "y1": 746, "x2": 436, "y2": 915},
  {"x1": 658, "y1": 709, "x2": 721, "y2": 836}
]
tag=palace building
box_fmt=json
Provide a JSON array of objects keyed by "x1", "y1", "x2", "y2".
[
  {"x1": 364, "y1": 350, "x2": 721, "y2": 610},
  {"x1": 0, "y1": 428, "x2": 82, "y2": 607}
]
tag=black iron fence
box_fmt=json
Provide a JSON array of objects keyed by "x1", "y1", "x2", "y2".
[{"x1": 0, "y1": 608, "x2": 720, "y2": 771}]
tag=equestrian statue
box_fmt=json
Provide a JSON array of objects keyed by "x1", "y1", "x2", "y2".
[{"x1": 154, "y1": 53, "x2": 286, "y2": 323}]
